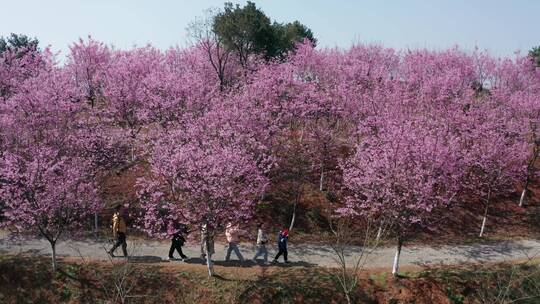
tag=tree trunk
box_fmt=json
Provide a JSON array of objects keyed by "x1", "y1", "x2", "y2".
[
  {"x1": 319, "y1": 164, "x2": 324, "y2": 192},
  {"x1": 519, "y1": 188, "x2": 527, "y2": 207},
  {"x1": 289, "y1": 188, "x2": 301, "y2": 231},
  {"x1": 130, "y1": 144, "x2": 135, "y2": 162},
  {"x1": 376, "y1": 220, "x2": 384, "y2": 242},
  {"x1": 205, "y1": 231, "x2": 214, "y2": 277},
  {"x1": 479, "y1": 190, "x2": 491, "y2": 237},
  {"x1": 50, "y1": 241, "x2": 57, "y2": 272},
  {"x1": 205, "y1": 249, "x2": 214, "y2": 277},
  {"x1": 520, "y1": 142, "x2": 538, "y2": 207},
  {"x1": 391, "y1": 238, "x2": 403, "y2": 278},
  {"x1": 289, "y1": 202, "x2": 297, "y2": 232},
  {"x1": 344, "y1": 293, "x2": 352, "y2": 304},
  {"x1": 479, "y1": 215, "x2": 487, "y2": 237},
  {"x1": 519, "y1": 176, "x2": 530, "y2": 207}
]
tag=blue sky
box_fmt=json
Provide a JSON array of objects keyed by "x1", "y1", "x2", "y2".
[{"x1": 0, "y1": 0, "x2": 537, "y2": 59}]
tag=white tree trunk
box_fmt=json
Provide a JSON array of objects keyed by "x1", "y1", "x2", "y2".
[
  {"x1": 205, "y1": 233, "x2": 214, "y2": 277},
  {"x1": 289, "y1": 188, "x2": 300, "y2": 231},
  {"x1": 206, "y1": 252, "x2": 214, "y2": 277},
  {"x1": 391, "y1": 240, "x2": 402, "y2": 277},
  {"x1": 479, "y1": 215, "x2": 487, "y2": 237},
  {"x1": 289, "y1": 206, "x2": 296, "y2": 232},
  {"x1": 519, "y1": 172, "x2": 531, "y2": 208},
  {"x1": 51, "y1": 242, "x2": 57, "y2": 272},
  {"x1": 376, "y1": 221, "x2": 384, "y2": 242},
  {"x1": 344, "y1": 293, "x2": 352, "y2": 304},
  {"x1": 519, "y1": 189, "x2": 527, "y2": 207},
  {"x1": 479, "y1": 189, "x2": 492, "y2": 238}
]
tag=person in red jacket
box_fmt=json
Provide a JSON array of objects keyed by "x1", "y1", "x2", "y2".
[{"x1": 272, "y1": 228, "x2": 289, "y2": 263}]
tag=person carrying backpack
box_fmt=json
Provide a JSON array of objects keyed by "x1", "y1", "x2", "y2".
[
  {"x1": 108, "y1": 205, "x2": 128, "y2": 258},
  {"x1": 252, "y1": 223, "x2": 269, "y2": 263}
]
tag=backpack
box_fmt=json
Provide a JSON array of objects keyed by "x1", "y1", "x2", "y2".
[{"x1": 260, "y1": 231, "x2": 268, "y2": 244}]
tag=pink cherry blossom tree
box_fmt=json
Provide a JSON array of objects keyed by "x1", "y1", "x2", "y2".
[
  {"x1": 490, "y1": 56, "x2": 540, "y2": 207},
  {"x1": 339, "y1": 47, "x2": 490, "y2": 277},
  {"x1": 341, "y1": 116, "x2": 462, "y2": 277},
  {"x1": 231, "y1": 53, "x2": 322, "y2": 230},
  {"x1": 67, "y1": 36, "x2": 111, "y2": 107},
  {"x1": 0, "y1": 44, "x2": 49, "y2": 101},
  {"x1": 462, "y1": 100, "x2": 528, "y2": 237},
  {"x1": 138, "y1": 110, "x2": 267, "y2": 276},
  {"x1": 0, "y1": 54, "x2": 100, "y2": 271},
  {"x1": 0, "y1": 65, "x2": 83, "y2": 153},
  {"x1": 102, "y1": 46, "x2": 162, "y2": 161},
  {"x1": 141, "y1": 46, "x2": 221, "y2": 132},
  {"x1": 0, "y1": 147, "x2": 99, "y2": 271}
]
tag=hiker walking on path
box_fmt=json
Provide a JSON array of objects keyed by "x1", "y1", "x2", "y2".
[
  {"x1": 252, "y1": 223, "x2": 269, "y2": 263},
  {"x1": 225, "y1": 222, "x2": 245, "y2": 262},
  {"x1": 108, "y1": 205, "x2": 128, "y2": 258},
  {"x1": 168, "y1": 225, "x2": 188, "y2": 261},
  {"x1": 272, "y1": 227, "x2": 289, "y2": 263}
]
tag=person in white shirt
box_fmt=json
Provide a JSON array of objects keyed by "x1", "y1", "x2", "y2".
[{"x1": 252, "y1": 223, "x2": 269, "y2": 263}]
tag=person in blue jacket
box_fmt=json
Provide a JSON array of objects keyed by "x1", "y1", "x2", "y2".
[{"x1": 272, "y1": 227, "x2": 289, "y2": 263}]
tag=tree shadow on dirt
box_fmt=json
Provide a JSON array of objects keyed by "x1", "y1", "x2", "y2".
[
  {"x1": 181, "y1": 257, "x2": 316, "y2": 268},
  {"x1": 458, "y1": 241, "x2": 534, "y2": 261},
  {"x1": 126, "y1": 255, "x2": 163, "y2": 263},
  {"x1": 291, "y1": 244, "x2": 340, "y2": 256},
  {"x1": 409, "y1": 240, "x2": 536, "y2": 267},
  {"x1": 0, "y1": 254, "x2": 103, "y2": 303}
]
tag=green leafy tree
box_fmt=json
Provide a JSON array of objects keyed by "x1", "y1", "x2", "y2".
[
  {"x1": 529, "y1": 46, "x2": 540, "y2": 66},
  {"x1": 271, "y1": 21, "x2": 316, "y2": 58},
  {"x1": 212, "y1": 2, "x2": 316, "y2": 66},
  {"x1": 213, "y1": 2, "x2": 273, "y2": 67},
  {"x1": 0, "y1": 33, "x2": 39, "y2": 54}
]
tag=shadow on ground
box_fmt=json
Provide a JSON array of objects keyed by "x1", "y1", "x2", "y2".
[
  {"x1": 409, "y1": 240, "x2": 536, "y2": 267},
  {"x1": 127, "y1": 255, "x2": 163, "y2": 263},
  {"x1": 181, "y1": 257, "x2": 316, "y2": 268}
]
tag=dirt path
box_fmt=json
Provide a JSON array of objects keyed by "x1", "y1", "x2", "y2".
[{"x1": 2, "y1": 234, "x2": 540, "y2": 269}]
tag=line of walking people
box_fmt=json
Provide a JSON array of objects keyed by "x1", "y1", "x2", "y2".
[
  {"x1": 108, "y1": 205, "x2": 290, "y2": 264},
  {"x1": 188, "y1": 222, "x2": 290, "y2": 265}
]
